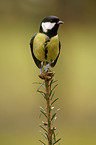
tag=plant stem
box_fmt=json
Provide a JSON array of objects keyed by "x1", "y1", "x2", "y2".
[
  {"x1": 39, "y1": 71, "x2": 55, "y2": 145},
  {"x1": 45, "y1": 79, "x2": 52, "y2": 145}
]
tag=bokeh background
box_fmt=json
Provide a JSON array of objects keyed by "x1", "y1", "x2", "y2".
[{"x1": 0, "y1": 0, "x2": 96, "y2": 145}]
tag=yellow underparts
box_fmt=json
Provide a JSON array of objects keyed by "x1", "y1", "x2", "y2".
[{"x1": 33, "y1": 33, "x2": 59, "y2": 62}]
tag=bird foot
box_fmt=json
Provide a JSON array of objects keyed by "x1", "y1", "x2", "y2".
[
  {"x1": 45, "y1": 61, "x2": 54, "y2": 73},
  {"x1": 39, "y1": 71, "x2": 55, "y2": 80},
  {"x1": 45, "y1": 64, "x2": 50, "y2": 73}
]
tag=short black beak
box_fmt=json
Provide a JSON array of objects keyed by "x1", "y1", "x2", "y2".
[{"x1": 58, "y1": 20, "x2": 64, "y2": 24}]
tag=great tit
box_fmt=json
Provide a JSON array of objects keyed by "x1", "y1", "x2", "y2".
[{"x1": 30, "y1": 16, "x2": 63, "y2": 73}]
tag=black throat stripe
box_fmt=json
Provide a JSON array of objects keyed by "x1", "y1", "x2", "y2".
[{"x1": 45, "y1": 38, "x2": 50, "y2": 60}]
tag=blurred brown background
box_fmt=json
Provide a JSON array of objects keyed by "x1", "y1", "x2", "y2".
[{"x1": 0, "y1": 0, "x2": 96, "y2": 145}]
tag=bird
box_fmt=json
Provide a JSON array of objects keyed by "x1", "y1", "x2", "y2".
[{"x1": 30, "y1": 16, "x2": 63, "y2": 74}]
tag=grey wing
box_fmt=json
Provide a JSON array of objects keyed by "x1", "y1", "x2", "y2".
[
  {"x1": 30, "y1": 33, "x2": 41, "y2": 68},
  {"x1": 50, "y1": 40, "x2": 61, "y2": 67}
]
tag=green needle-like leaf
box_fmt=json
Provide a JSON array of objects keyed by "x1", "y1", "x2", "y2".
[
  {"x1": 37, "y1": 90, "x2": 45, "y2": 94},
  {"x1": 37, "y1": 90, "x2": 47, "y2": 100},
  {"x1": 37, "y1": 81, "x2": 45, "y2": 90},
  {"x1": 32, "y1": 82, "x2": 42, "y2": 84},
  {"x1": 52, "y1": 116, "x2": 57, "y2": 125},
  {"x1": 53, "y1": 138, "x2": 61, "y2": 144},
  {"x1": 51, "y1": 112, "x2": 56, "y2": 121},
  {"x1": 49, "y1": 84, "x2": 58, "y2": 97},
  {"x1": 40, "y1": 131, "x2": 48, "y2": 140},
  {"x1": 40, "y1": 125, "x2": 47, "y2": 133},
  {"x1": 52, "y1": 80, "x2": 58, "y2": 84},
  {"x1": 50, "y1": 79, "x2": 58, "y2": 88},
  {"x1": 52, "y1": 84, "x2": 58, "y2": 90},
  {"x1": 45, "y1": 133, "x2": 49, "y2": 140},
  {"x1": 50, "y1": 90, "x2": 55, "y2": 100},
  {"x1": 55, "y1": 108, "x2": 60, "y2": 113},
  {"x1": 39, "y1": 140, "x2": 46, "y2": 145},
  {"x1": 50, "y1": 78, "x2": 54, "y2": 85},
  {"x1": 40, "y1": 110, "x2": 47, "y2": 118},
  {"x1": 51, "y1": 98, "x2": 59, "y2": 105},
  {"x1": 52, "y1": 108, "x2": 60, "y2": 123},
  {"x1": 40, "y1": 106, "x2": 46, "y2": 114},
  {"x1": 39, "y1": 106, "x2": 46, "y2": 118},
  {"x1": 53, "y1": 132, "x2": 56, "y2": 143}
]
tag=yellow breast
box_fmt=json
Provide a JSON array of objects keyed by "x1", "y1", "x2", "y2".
[
  {"x1": 47, "y1": 35, "x2": 59, "y2": 62},
  {"x1": 33, "y1": 33, "x2": 59, "y2": 62},
  {"x1": 33, "y1": 33, "x2": 47, "y2": 61}
]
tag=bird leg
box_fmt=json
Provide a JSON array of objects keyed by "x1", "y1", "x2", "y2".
[
  {"x1": 45, "y1": 60, "x2": 54, "y2": 73},
  {"x1": 40, "y1": 62, "x2": 44, "y2": 74}
]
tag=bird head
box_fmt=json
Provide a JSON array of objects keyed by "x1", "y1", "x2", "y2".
[{"x1": 39, "y1": 16, "x2": 63, "y2": 38}]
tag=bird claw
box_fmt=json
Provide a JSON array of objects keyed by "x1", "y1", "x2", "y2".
[
  {"x1": 40, "y1": 68, "x2": 43, "y2": 74},
  {"x1": 45, "y1": 64, "x2": 50, "y2": 73},
  {"x1": 45, "y1": 61, "x2": 54, "y2": 73},
  {"x1": 40, "y1": 61, "x2": 54, "y2": 74},
  {"x1": 40, "y1": 62, "x2": 44, "y2": 74}
]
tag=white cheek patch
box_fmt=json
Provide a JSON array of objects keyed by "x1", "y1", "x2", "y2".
[{"x1": 42, "y1": 22, "x2": 56, "y2": 32}]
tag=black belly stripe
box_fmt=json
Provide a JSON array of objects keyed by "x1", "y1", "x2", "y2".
[
  {"x1": 45, "y1": 48, "x2": 48, "y2": 59},
  {"x1": 45, "y1": 38, "x2": 50, "y2": 60}
]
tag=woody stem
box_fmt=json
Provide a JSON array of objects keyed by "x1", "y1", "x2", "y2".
[{"x1": 45, "y1": 78, "x2": 52, "y2": 145}]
